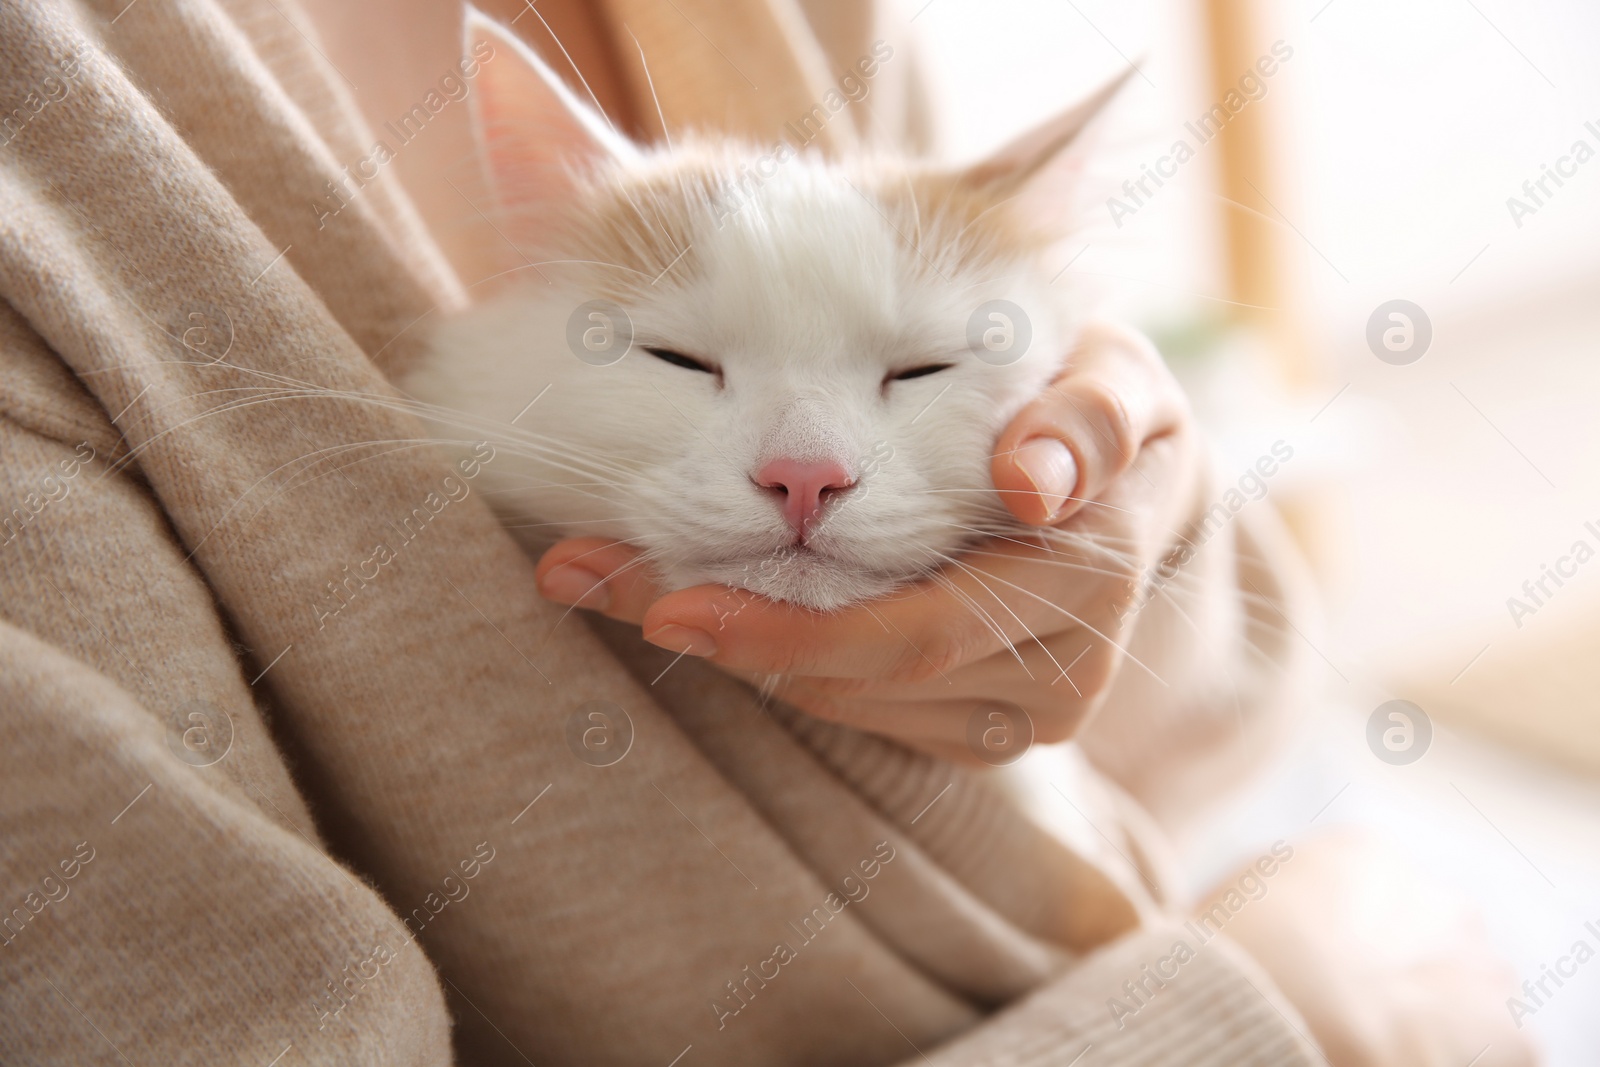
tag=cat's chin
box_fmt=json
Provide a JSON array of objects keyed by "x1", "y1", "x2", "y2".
[{"x1": 672, "y1": 551, "x2": 912, "y2": 613}]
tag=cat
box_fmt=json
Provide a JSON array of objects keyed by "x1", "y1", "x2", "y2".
[{"x1": 399, "y1": 12, "x2": 1127, "y2": 612}]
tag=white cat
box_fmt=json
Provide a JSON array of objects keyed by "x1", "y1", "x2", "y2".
[{"x1": 401, "y1": 13, "x2": 1125, "y2": 611}]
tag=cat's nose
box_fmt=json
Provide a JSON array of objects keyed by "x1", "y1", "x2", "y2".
[{"x1": 754, "y1": 458, "x2": 856, "y2": 540}]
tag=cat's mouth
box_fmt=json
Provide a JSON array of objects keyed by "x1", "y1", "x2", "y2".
[{"x1": 686, "y1": 544, "x2": 920, "y2": 612}]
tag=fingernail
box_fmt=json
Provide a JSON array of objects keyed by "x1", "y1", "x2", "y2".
[
  {"x1": 539, "y1": 565, "x2": 611, "y2": 609},
  {"x1": 1012, "y1": 437, "x2": 1077, "y2": 520},
  {"x1": 644, "y1": 624, "x2": 718, "y2": 658}
]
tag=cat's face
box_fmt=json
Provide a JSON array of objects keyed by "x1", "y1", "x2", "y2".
[
  {"x1": 408, "y1": 15, "x2": 1119, "y2": 610},
  {"x1": 425, "y1": 156, "x2": 1068, "y2": 609}
]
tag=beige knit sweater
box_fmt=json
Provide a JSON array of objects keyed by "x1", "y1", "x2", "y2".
[{"x1": 0, "y1": 0, "x2": 1321, "y2": 1063}]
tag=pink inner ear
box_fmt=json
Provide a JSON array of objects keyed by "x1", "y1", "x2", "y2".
[{"x1": 465, "y1": 14, "x2": 632, "y2": 249}]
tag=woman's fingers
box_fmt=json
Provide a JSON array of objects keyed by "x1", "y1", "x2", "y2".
[
  {"x1": 636, "y1": 532, "x2": 1134, "y2": 679},
  {"x1": 539, "y1": 429, "x2": 1192, "y2": 684},
  {"x1": 993, "y1": 320, "x2": 1184, "y2": 526},
  {"x1": 535, "y1": 539, "x2": 661, "y2": 623},
  {"x1": 777, "y1": 629, "x2": 1121, "y2": 746},
  {"x1": 529, "y1": 322, "x2": 1201, "y2": 756},
  {"x1": 538, "y1": 536, "x2": 1114, "y2": 679},
  {"x1": 537, "y1": 323, "x2": 1190, "y2": 682},
  {"x1": 794, "y1": 631, "x2": 1119, "y2": 711}
]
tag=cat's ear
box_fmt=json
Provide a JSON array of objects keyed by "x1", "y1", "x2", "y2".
[
  {"x1": 956, "y1": 66, "x2": 1134, "y2": 226},
  {"x1": 463, "y1": 8, "x2": 639, "y2": 247}
]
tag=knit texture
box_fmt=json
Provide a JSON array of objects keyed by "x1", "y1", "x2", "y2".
[{"x1": 0, "y1": 0, "x2": 1320, "y2": 1063}]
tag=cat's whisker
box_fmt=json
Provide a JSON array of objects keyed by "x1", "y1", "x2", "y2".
[
  {"x1": 922, "y1": 569, "x2": 1028, "y2": 673},
  {"x1": 951, "y1": 547, "x2": 1150, "y2": 585},
  {"x1": 484, "y1": 485, "x2": 635, "y2": 501},
  {"x1": 106, "y1": 377, "x2": 642, "y2": 486},
  {"x1": 516, "y1": 0, "x2": 617, "y2": 135},
  {"x1": 935, "y1": 552, "x2": 1168, "y2": 688},
  {"x1": 934, "y1": 553, "x2": 1050, "y2": 680},
  {"x1": 113, "y1": 396, "x2": 636, "y2": 554},
  {"x1": 223, "y1": 438, "x2": 525, "y2": 532},
  {"x1": 931, "y1": 520, "x2": 1150, "y2": 569},
  {"x1": 497, "y1": 517, "x2": 643, "y2": 531},
  {"x1": 854, "y1": 600, "x2": 951, "y2": 685},
  {"x1": 506, "y1": 257, "x2": 659, "y2": 281},
  {"x1": 898, "y1": 167, "x2": 925, "y2": 253},
  {"x1": 172, "y1": 438, "x2": 448, "y2": 561},
  {"x1": 948, "y1": 542, "x2": 1279, "y2": 623},
  {"x1": 912, "y1": 487, "x2": 1143, "y2": 519},
  {"x1": 542, "y1": 551, "x2": 651, "y2": 636},
  {"x1": 754, "y1": 674, "x2": 783, "y2": 709},
  {"x1": 626, "y1": 27, "x2": 673, "y2": 153}
]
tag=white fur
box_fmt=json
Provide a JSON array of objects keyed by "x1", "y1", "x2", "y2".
[
  {"x1": 398, "y1": 16, "x2": 1106, "y2": 609},
  {"x1": 403, "y1": 154, "x2": 1074, "y2": 610}
]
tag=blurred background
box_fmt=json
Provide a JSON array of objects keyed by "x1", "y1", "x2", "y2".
[{"x1": 909, "y1": 0, "x2": 1600, "y2": 1058}]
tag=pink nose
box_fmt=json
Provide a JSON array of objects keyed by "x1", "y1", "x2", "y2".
[{"x1": 755, "y1": 458, "x2": 855, "y2": 539}]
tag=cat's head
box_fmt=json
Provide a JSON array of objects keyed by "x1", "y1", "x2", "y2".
[{"x1": 417, "y1": 14, "x2": 1125, "y2": 611}]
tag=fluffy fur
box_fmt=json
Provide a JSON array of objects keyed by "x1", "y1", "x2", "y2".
[{"x1": 400, "y1": 15, "x2": 1118, "y2": 610}]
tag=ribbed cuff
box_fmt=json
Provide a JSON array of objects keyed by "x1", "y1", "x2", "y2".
[{"x1": 907, "y1": 922, "x2": 1324, "y2": 1066}]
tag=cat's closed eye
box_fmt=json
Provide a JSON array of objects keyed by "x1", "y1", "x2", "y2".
[
  {"x1": 644, "y1": 345, "x2": 718, "y2": 375},
  {"x1": 886, "y1": 363, "x2": 954, "y2": 383}
]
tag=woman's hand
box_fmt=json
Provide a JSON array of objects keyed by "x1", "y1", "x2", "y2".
[{"x1": 535, "y1": 321, "x2": 1200, "y2": 763}]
